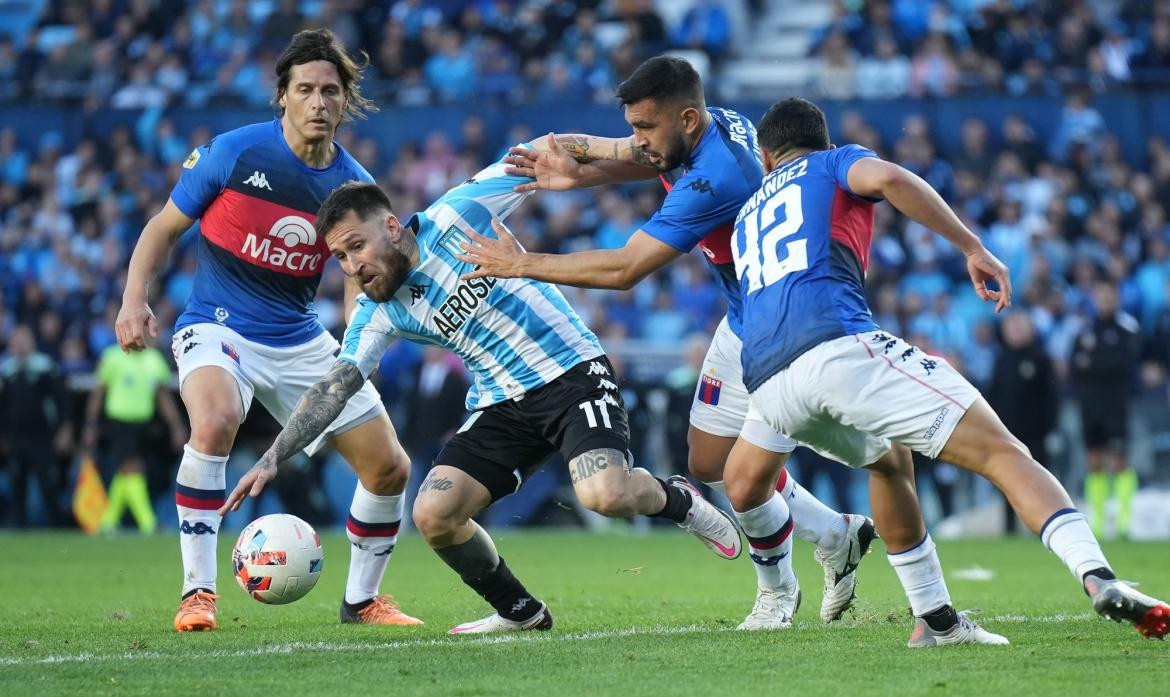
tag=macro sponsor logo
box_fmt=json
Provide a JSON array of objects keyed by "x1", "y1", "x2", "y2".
[
  {"x1": 240, "y1": 215, "x2": 323, "y2": 272},
  {"x1": 180, "y1": 520, "x2": 217, "y2": 535}
]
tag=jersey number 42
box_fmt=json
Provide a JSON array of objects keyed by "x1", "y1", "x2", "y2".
[{"x1": 733, "y1": 184, "x2": 808, "y2": 293}]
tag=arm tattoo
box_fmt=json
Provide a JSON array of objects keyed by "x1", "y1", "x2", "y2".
[
  {"x1": 628, "y1": 144, "x2": 656, "y2": 168},
  {"x1": 569, "y1": 448, "x2": 627, "y2": 484},
  {"x1": 556, "y1": 135, "x2": 593, "y2": 162},
  {"x1": 266, "y1": 361, "x2": 364, "y2": 466}
]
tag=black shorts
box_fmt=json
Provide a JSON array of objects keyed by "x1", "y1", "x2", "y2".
[
  {"x1": 437, "y1": 355, "x2": 630, "y2": 502},
  {"x1": 1080, "y1": 402, "x2": 1127, "y2": 451},
  {"x1": 106, "y1": 419, "x2": 150, "y2": 465}
]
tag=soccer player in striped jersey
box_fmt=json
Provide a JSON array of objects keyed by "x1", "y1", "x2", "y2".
[
  {"x1": 115, "y1": 30, "x2": 420, "y2": 630},
  {"x1": 731, "y1": 97, "x2": 1169, "y2": 643},
  {"x1": 220, "y1": 155, "x2": 744, "y2": 635},
  {"x1": 461, "y1": 56, "x2": 954, "y2": 633}
]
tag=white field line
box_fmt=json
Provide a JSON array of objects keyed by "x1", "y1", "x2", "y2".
[{"x1": 0, "y1": 613, "x2": 1098, "y2": 667}]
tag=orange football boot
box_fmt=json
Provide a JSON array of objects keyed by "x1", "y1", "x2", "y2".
[
  {"x1": 174, "y1": 591, "x2": 219, "y2": 632},
  {"x1": 340, "y1": 595, "x2": 423, "y2": 625}
]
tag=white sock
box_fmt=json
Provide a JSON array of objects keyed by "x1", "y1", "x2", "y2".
[
  {"x1": 176, "y1": 445, "x2": 227, "y2": 596},
  {"x1": 887, "y1": 534, "x2": 952, "y2": 616},
  {"x1": 778, "y1": 469, "x2": 847, "y2": 550},
  {"x1": 733, "y1": 496, "x2": 796, "y2": 592},
  {"x1": 345, "y1": 484, "x2": 403, "y2": 605},
  {"x1": 1040, "y1": 508, "x2": 1112, "y2": 581}
]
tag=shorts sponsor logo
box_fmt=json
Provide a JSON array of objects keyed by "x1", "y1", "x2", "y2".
[
  {"x1": 698, "y1": 373, "x2": 722, "y2": 406},
  {"x1": 221, "y1": 341, "x2": 240, "y2": 363},
  {"x1": 924, "y1": 406, "x2": 950, "y2": 441},
  {"x1": 182, "y1": 149, "x2": 200, "y2": 169}
]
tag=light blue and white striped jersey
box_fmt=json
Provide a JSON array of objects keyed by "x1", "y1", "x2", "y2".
[{"x1": 338, "y1": 157, "x2": 604, "y2": 411}]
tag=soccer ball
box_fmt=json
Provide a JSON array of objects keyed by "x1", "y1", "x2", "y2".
[{"x1": 232, "y1": 513, "x2": 324, "y2": 605}]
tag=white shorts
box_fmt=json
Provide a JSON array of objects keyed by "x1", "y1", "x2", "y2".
[
  {"x1": 689, "y1": 317, "x2": 797, "y2": 454},
  {"x1": 171, "y1": 323, "x2": 385, "y2": 456},
  {"x1": 749, "y1": 330, "x2": 980, "y2": 466}
]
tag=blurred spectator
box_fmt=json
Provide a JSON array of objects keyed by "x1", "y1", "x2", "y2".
[
  {"x1": 856, "y1": 34, "x2": 911, "y2": 99},
  {"x1": 673, "y1": 0, "x2": 732, "y2": 64},
  {"x1": 1049, "y1": 87, "x2": 1107, "y2": 161},
  {"x1": 909, "y1": 33, "x2": 959, "y2": 97},
  {"x1": 987, "y1": 312, "x2": 1058, "y2": 533},
  {"x1": 0, "y1": 326, "x2": 70, "y2": 527},
  {"x1": 1072, "y1": 280, "x2": 1141, "y2": 538},
  {"x1": 814, "y1": 31, "x2": 858, "y2": 100}
]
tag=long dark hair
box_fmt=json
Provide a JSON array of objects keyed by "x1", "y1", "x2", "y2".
[{"x1": 274, "y1": 28, "x2": 377, "y2": 122}]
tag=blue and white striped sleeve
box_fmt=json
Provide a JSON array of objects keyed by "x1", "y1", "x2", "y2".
[
  {"x1": 440, "y1": 146, "x2": 535, "y2": 222},
  {"x1": 337, "y1": 298, "x2": 397, "y2": 378}
]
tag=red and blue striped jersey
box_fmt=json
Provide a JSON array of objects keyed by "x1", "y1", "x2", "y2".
[
  {"x1": 732, "y1": 145, "x2": 882, "y2": 392},
  {"x1": 642, "y1": 107, "x2": 764, "y2": 335},
  {"x1": 170, "y1": 119, "x2": 374, "y2": 347}
]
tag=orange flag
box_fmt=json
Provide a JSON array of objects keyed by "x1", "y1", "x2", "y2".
[{"x1": 72, "y1": 454, "x2": 108, "y2": 535}]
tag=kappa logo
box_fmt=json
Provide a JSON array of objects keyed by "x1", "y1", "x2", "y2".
[
  {"x1": 180, "y1": 328, "x2": 195, "y2": 342},
  {"x1": 182, "y1": 342, "x2": 199, "y2": 354},
  {"x1": 409, "y1": 283, "x2": 430, "y2": 304},
  {"x1": 511, "y1": 597, "x2": 531, "y2": 614},
  {"x1": 587, "y1": 361, "x2": 610, "y2": 376},
  {"x1": 243, "y1": 170, "x2": 272, "y2": 190},
  {"x1": 180, "y1": 520, "x2": 216, "y2": 535},
  {"x1": 597, "y1": 378, "x2": 618, "y2": 391},
  {"x1": 598, "y1": 392, "x2": 620, "y2": 408},
  {"x1": 684, "y1": 178, "x2": 715, "y2": 195}
]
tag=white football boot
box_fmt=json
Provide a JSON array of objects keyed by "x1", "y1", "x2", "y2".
[
  {"x1": 449, "y1": 603, "x2": 553, "y2": 635},
  {"x1": 906, "y1": 610, "x2": 1010, "y2": 648},
  {"x1": 814, "y1": 514, "x2": 877, "y2": 622},
  {"x1": 738, "y1": 584, "x2": 802, "y2": 630}
]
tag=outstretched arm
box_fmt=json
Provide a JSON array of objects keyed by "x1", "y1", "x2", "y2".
[
  {"x1": 847, "y1": 157, "x2": 1012, "y2": 313},
  {"x1": 504, "y1": 133, "x2": 659, "y2": 192},
  {"x1": 457, "y1": 219, "x2": 683, "y2": 290},
  {"x1": 220, "y1": 361, "x2": 365, "y2": 514}
]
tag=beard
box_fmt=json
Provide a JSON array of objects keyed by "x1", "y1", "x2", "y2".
[
  {"x1": 361, "y1": 249, "x2": 414, "y2": 302},
  {"x1": 652, "y1": 132, "x2": 691, "y2": 171}
]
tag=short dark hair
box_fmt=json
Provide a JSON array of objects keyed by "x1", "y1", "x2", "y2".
[
  {"x1": 757, "y1": 97, "x2": 831, "y2": 158},
  {"x1": 275, "y1": 29, "x2": 376, "y2": 122},
  {"x1": 315, "y1": 181, "x2": 394, "y2": 238},
  {"x1": 615, "y1": 55, "x2": 704, "y2": 108}
]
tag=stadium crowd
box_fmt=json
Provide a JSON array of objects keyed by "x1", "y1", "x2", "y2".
[{"x1": 3, "y1": 0, "x2": 1170, "y2": 529}]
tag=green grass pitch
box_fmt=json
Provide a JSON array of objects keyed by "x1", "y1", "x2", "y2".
[{"x1": 1, "y1": 530, "x2": 1165, "y2": 696}]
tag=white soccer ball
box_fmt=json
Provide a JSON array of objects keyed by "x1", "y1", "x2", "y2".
[{"x1": 232, "y1": 513, "x2": 324, "y2": 605}]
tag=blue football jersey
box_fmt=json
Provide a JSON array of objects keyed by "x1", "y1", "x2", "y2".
[
  {"x1": 641, "y1": 107, "x2": 764, "y2": 334},
  {"x1": 339, "y1": 156, "x2": 604, "y2": 411},
  {"x1": 732, "y1": 145, "x2": 883, "y2": 391},
  {"x1": 171, "y1": 119, "x2": 374, "y2": 347}
]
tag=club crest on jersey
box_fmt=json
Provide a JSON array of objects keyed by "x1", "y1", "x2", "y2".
[
  {"x1": 698, "y1": 373, "x2": 722, "y2": 405},
  {"x1": 182, "y1": 149, "x2": 201, "y2": 169}
]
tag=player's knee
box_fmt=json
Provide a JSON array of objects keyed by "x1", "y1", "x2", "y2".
[
  {"x1": 411, "y1": 497, "x2": 461, "y2": 546},
  {"x1": 687, "y1": 450, "x2": 724, "y2": 483},
  {"x1": 578, "y1": 483, "x2": 634, "y2": 518},
  {"x1": 187, "y1": 412, "x2": 237, "y2": 455},
  {"x1": 359, "y1": 445, "x2": 411, "y2": 494},
  {"x1": 724, "y1": 475, "x2": 770, "y2": 513}
]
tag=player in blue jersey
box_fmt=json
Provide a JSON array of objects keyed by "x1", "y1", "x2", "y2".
[
  {"x1": 731, "y1": 97, "x2": 1169, "y2": 643},
  {"x1": 115, "y1": 30, "x2": 421, "y2": 631},
  {"x1": 220, "y1": 159, "x2": 744, "y2": 635},
  {"x1": 458, "y1": 57, "x2": 978, "y2": 637}
]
